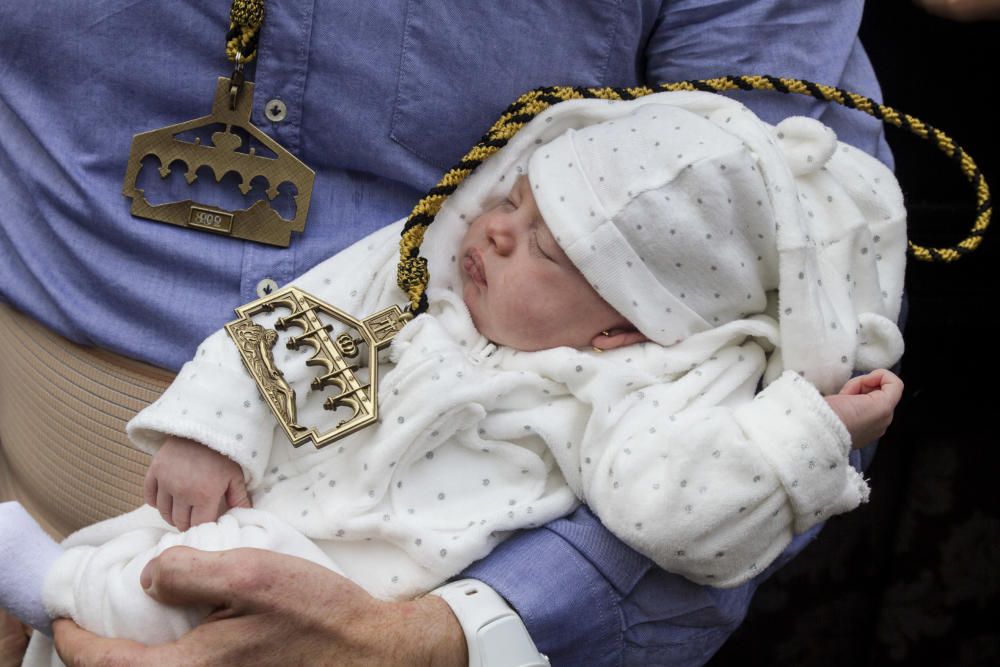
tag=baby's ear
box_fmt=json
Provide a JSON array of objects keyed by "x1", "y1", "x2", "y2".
[{"x1": 591, "y1": 329, "x2": 649, "y2": 351}]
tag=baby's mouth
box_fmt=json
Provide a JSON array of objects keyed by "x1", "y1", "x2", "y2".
[{"x1": 464, "y1": 249, "x2": 487, "y2": 287}]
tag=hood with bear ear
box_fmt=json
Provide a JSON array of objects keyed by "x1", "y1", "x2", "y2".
[
  {"x1": 526, "y1": 103, "x2": 780, "y2": 350},
  {"x1": 428, "y1": 91, "x2": 906, "y2": 394}
]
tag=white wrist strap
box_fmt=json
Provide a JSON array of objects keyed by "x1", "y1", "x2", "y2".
[{"x1": 430, "y1": 579, "x2": 549, "y2": 667}]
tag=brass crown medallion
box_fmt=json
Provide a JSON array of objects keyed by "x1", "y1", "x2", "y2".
[
  {"x1": 123, "y1": 77, "x2": 314, "y2": 247},
  {"x1": 225, "y1": 287, "x2": 411, "y2": 448}
]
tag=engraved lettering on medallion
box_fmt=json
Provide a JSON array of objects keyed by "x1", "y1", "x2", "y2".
[{"x1": 189, "y1": 206, "x2": 234, "y2": 233}]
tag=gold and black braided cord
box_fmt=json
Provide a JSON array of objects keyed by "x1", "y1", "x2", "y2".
[
  {"x1": 226, "y1": 0, "x2": 265, "y2": 63},
  {"x1": 397, "y1": 74, "x2": 991, "y2": 314}
]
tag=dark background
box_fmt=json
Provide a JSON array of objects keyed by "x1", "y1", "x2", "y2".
[{"x1": 714, "y1": 2, "x2": 1000, "y2": 665}]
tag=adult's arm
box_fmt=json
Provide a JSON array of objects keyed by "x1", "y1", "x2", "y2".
[{"x1": 13, "y1": 2, "x2": 889, "y2": 664}]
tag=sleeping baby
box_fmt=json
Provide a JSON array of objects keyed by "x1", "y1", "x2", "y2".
[{"x1": 2, "y1": 90, "x2": 905, "y2": 659}]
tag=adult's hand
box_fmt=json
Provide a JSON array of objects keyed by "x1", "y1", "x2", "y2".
[
  {"x1": 0, "y1": 611, "x2": 27, "y2": 667},
  {"x1": 53, "y1": 546, "x2": 467, "y2": 667}
]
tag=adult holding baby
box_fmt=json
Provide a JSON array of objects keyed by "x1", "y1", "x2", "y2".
[
  {"x1": 0, "y1": 2, "x2": 894, "y2": 665},
  {"x1": 19, "y1": 92, "x2": 905, "y2": 667}
]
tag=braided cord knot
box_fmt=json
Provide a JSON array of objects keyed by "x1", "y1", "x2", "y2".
[{"x1": 226, "y1": 0, "x2": 265, "y2": 63}]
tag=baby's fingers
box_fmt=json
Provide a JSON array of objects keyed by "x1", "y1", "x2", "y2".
[
  {"x1": 876, "y1": 370, "x2": 905, "y2": 408},
  {"x1": 156, "y1": 485, "x2": 175, "y2": 526},
  {"x1": 839, "y1": 369, "x2": 902, "y2": 396},
  {"x1": 838, "y1": 371, "x2": 881, "y2": 395},
  {"x1": 143, "y1": 471, "x2": 158, "y2": 510},
  {"x1": 172, "y1": 501, "x2": 193, "y2": 532},
  {"x1": 190, "y1": 500, "x2": 224, "y2": 528},
  {"x1": 226, "y1": 477, "x2": 253, "y2": 510},
  {"x1": 838, "y1": 375, "x2": 867, "y2": 396}
]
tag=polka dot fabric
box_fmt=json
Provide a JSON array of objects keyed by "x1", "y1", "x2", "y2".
[
  {"x1": 527, "y1": 93, "x2": 906, "y2": 394},
  {"x1": 42, "y1": 92, "x2": 903, "y2": 648},
  {"x1": 529, "y1": 104, "x2": 779, "y2": 346}
]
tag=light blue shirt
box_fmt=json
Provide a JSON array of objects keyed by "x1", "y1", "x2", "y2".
[{"x1": 0, "y1": 2, "x2": 888, "y2": 664}]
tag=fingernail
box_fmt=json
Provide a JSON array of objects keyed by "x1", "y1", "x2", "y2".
[{"x1": 140, "y1": 561, "x2": 153, "y2": 590}]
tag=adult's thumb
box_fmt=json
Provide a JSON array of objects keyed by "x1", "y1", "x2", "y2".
[
  {"x1": 140, "y1": 546, "x2": 255, "y2": 608},
  {"x1": 140, "y1": 546, "x2": 336, "y2": 612}
]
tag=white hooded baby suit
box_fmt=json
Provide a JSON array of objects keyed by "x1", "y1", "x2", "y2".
[{"x1": 27, "y1": 90, "x2": 906, "y2": 660}]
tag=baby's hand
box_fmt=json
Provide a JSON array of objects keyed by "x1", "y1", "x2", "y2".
[
  {"x1": 143, "y1": 436, "x2": 251, "y2": 531},
  {"x1": 824, "y1": 369, "x2": 904, "y2": 449}
]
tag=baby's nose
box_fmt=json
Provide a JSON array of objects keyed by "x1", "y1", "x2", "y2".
[{"x1": 486, "y1": 216, "x2": 517, "y2": 255}]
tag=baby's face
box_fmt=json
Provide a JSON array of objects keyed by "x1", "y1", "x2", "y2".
[{"x1": 458, "y1": 176, "x2": 628, "y2": 351}]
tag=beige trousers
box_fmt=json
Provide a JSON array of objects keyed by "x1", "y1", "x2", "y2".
[{"x1": 0, "y1": 303, "x2": 173, "y2": 539}]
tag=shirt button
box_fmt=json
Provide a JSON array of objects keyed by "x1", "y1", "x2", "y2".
[
  {"x1": 256, "y1": 278, "x2": 279, "y2": 297},
  {"x1": 265, "y1": 99, "x2": 287, "y2": 122}
]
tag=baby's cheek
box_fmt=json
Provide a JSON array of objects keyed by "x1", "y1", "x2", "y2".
[{"x1": 517, "y1": 298, "x2": 571, "y2": 347}]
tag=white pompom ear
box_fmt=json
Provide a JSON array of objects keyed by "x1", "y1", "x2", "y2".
[{"x1": 774, "y1": 116, "x2": 838, "y2": 176}]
